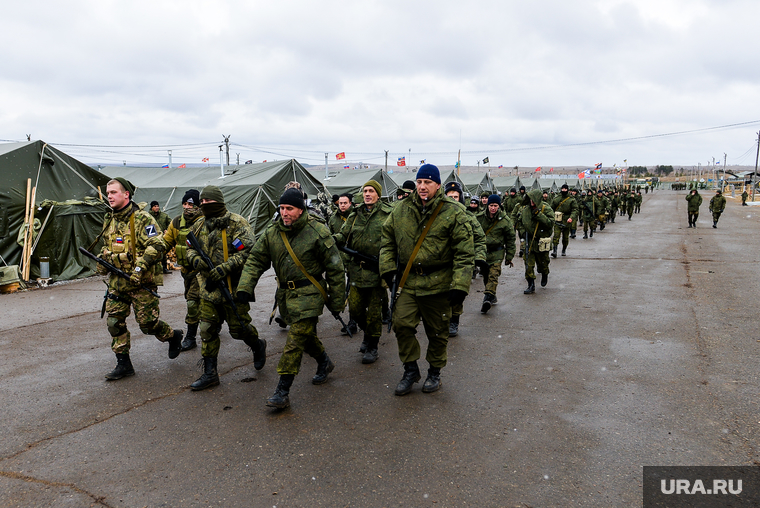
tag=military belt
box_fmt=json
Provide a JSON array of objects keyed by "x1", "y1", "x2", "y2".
[
  {"x1": 279, "y1": 278, "x2": 321, "y2": 290},
  {"x1": 410, "y1": 264, "x2": 447, "y2": 276},
  {"x1": 486, "y1": 245, "x2": 504, "y2": 253}
]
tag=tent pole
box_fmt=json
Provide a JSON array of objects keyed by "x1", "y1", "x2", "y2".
[{"x1": 164, "y1": 187, "x2": 177, "y2": 210}]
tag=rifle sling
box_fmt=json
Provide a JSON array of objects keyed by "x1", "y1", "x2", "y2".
[
  {"x1": 221, "y1": 229, "x2": 233, "y2": 292},
  {"x1": 396, "y1": 200, "x2": 445, "y2": 294},
  {"x1": 279, "y1": 231, "x2": 329, "y2": 302}
]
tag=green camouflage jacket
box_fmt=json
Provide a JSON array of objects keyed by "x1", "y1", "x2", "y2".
[
  {"x1": 709, "y1": 194, "x2": 726, "y2": 213},
  {"x1": 514, "y1": 189, "x2": 555, "y2": 244},
  {"x1": 186, "y1": 211, "x2": 255, "y2": 304},
  {"x1": 580, "y1": 195, "x2": 600, "y2": 219},
  {"x1": 380, "y1": 188, "x2": 474, "y2": 296},
  {"x1": 238, "y1": 211, "x2": 345, "y2": 323},
  {"x1": 685, "y1": 192, "x2": 703, "y2": 212},
  {"x1": 100, "y1": 202, "x2": 166, "y2": 292},
  {"x1": 328, "y1": 207, "x2": 353, "y2": 235},
  {"x1": 163, "y1": 210, "x2": 204, "y2": 274},
  {"x1": 503, "y1": 194, "x2": 522, "y2": 215},
  {"x1": 551, "y1": 193, "x2": 579, "y2": 222},
  {"x1": 334, "y1": 201, "x2": 392, "y2": 288},
  {"x1": 149, "y1": 210, "x2": 172, "y2": 232},
  {"x1": 476, "y1": 209, "x2": 516, "y2": 265}
]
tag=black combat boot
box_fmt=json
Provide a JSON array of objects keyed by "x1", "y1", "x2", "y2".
[
  {"x1": 551, "y1": 245, "x2": 558, "y2": 258},
  {"x1": 524, "y1": 278, "x2": 535, "y2": 294},
  {"x1": 600, "y1": 222, "x2": 605, "y2": 230},
  {"x1": 168, "y1": 329, "x2": 183, "y2": 359},
  {"x1": 570, "y1": 229, "x2": 576, "y2": 238},
  {"x1": 180, "y1": 323, "x2": 198, "y2": 351},
  {"x1": 274, "y1": 315, "x2": 287, "y2": 328},
  {"x1": 362, "y1": 337, "x2": 379, "y2": 364},
  {"x1": 541, "y1": 272, "x2": 548, "y2": 287},
  {"x1": 381, "y1": 303, "x2": 390, "y2": 324},
  {"x1": 561, "y1": 246, "x2": 567, "y2": 256},
  {"x1": 480, "y1": 293, "x2": 493, "y2": 314},
  {"x1": 394, "y1": 361, "x2": 421, "y2": 396},
  {"x1": 359, "y1": 338, "x2": 368, "y2": 353},
  {"x1": 449, "y1": 314, "x2": 460, "y2": 337},
  {"x1": 583, "y1": 232, "x2": 588, "y2": 239},
  {"x1": 590, "y1": 229, "x2": 594, "y2": 238},
  {"x1": 312, "y1": 352, "x2": 335, "y2": 385},
  {"x1": 266, "y1": 374, "x2": 295, "y2": 409},
  {"x1": 713, "y1": 221, "x2": 717, "y2": 228},
  {"x1": 105, "y1": 353, "x2": 135, "y2": 380},
  {"x1": 422, "y1": 367, "x2": 442, "y2": 393},
  {"x1": 245, "y1": 336, "x2": 267, "y2": 371},
  {"x1": 190, "y1": 356, "x2": 220, "y2": 391}
]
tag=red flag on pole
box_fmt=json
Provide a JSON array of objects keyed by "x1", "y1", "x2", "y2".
[
  {"x1": 535, "y1": 167, "x2": 542, "y2": 172},
  {"x1": 178, "y1": 164, "x2": 186, "y2": 168},
  {"x1": 336, "y1": 152, "x2": 346, "y2": 160}
]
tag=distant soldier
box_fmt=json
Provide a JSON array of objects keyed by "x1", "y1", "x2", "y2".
[
  {"x1": 237, "y1": 188, "x2": 345, "y2": 409},
  {"x1": 467, "y1": 197, "x2": 480, "y2": 214},
  {"x1": 634, "y1": 191, "x2": 643, "y2": 213},
  {"x1": 569, "y1": 188, "x2": 580, "y2": 238},
  {"x1": 328, "y1": 193, "x2": 353, "y2": 235},
  {"x1": 397, "y1": 180, "x2": 416, "y2": 202},
  {"x1": 580, "y1": 191, "x2": 598, "y2": 238},
  {"x1": 742, "y1": 189, "x2": 749, "y2": 206},
  {"x1": 185, "y1": 186, "x2": 266, "y2": 391},
  {"x1": 476, "y1": 194, "x2": 515, "y2": 313},
  {"x1": 97, "y1": 178, "x2": 183, "y2": 380},
  {"x1": 625, "y1": 190, "x2": 636, "y2": 220},
  {"x1": 608, "y1": 191, "x2": 619, "y2": 223},
  {"x1": 162, "y1": 189, "x2": 204, "y2": 351},
  {"x1": 380, "y1": 164, "x2": 473, "y2": 395},
  {"x1": 334, "y1": 180, "x2": 393, "y2": 363},
  {"x1": 685, "y1": 189, "x2": 702, "y2": 228},
  {"x1": 503, "y1": 188, "x2": 521, "y2": 215},
  {"x1": 551, "y1": 184, "x2": 578, "y2": 257},
  {"x1": 513, "y1": 189, "x2": 554, "y2": 294},
  {"x1": 149, "y1": 200, "x2": 172, "y2": 273},
  {"x1": 709, "y1": 189, "x2": 727, "y2": 228},
  {"x1": 314, "y1": 191, "x2": 333, "y2": 220},
  {"x1": 444, "y1": 182, "x2": 487, "y2": 336},
  {"x1": 330, "y1": 194, "x2": 340, "y2": 215},
  {"x1": 479, "y1": 191, "x2": 490, "y2": 211},
  {"x1": 595, "y1": 189, "x2": 608, "y2": 230}
]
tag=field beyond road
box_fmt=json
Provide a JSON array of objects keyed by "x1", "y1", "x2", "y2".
[{"x1": 0, "y1": 190, "x2": 758, "y2": 507}]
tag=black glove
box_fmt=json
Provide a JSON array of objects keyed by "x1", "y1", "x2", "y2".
[
  {"x1": 475, "y1": 259, "x2": 490, "y2": 272},
  {"x1": 448, "y1": 289, "x2": 467, "y2": 306},
  {"x1": 191, "y1": 256, "x2": 207, "y2": 272},
  {"x1": 236, "y1": 291, "x2": 254, "y2": 303},
  {"x1": 382, "y1": 272, "x2": 395, "y2": 288}
]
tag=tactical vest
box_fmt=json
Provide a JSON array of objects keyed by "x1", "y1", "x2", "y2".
[
  {"x1": 175, "y1": 215, "x2": 191, "y2": 267},
  {"x1": 108, "y1": 212, "x2": 137, "y2": 271}
]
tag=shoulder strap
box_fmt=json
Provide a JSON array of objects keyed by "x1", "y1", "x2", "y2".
[
  {"x1": 129, "y1": 213, "x2": 136, "y2": 261},
  {"x1": 397, "y1": 200, "x2": 445, "y2": 293},
  {"x1": 484, "y1": 217, "x2": 500, "y2": 236},
  {"x1": 221, "y1": 229, "x2": 233, "y2": 292},
  {"x1": 279, "y1": 230, "x2": 329, "y2": 302}
]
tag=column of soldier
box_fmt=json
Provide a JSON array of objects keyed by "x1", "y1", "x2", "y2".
[{"x1": 91, "y1": 171, "x2": 645, "y2": 411}]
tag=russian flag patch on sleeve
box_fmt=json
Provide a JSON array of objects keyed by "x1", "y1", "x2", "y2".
[{"x1": 232, "y1": 238, "x2": 244, "y2": 251}]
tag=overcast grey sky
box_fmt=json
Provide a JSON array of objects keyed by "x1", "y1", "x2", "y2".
[{"x1": 1, "y1": 0, "x2": 759, "y2": 168}]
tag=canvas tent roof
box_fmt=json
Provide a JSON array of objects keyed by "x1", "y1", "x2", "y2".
[
  {"x1": 102, "y1": 159, "x2": 327, "y2": 239},
  {"x1": 322, "y1": 168, "x2": 399, "y2": 200},
  {"x1": 0, "y1": 141, "x2": 111, "y2": 281},
  {"x1": 456, "y1": 173, "x2": 493, "y2": 196},
  {"x1": 492, "y1": 176, "x2": 521, "y2": 194}
]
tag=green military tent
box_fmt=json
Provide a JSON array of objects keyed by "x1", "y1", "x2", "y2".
[
  {"x1": 102, "y1": 159, "x2": 326, "y2": 239},
  {"x1": 322, "y1": 168, "x2": 399, "y2": 201},
  {"x1": 0, "y1": 141, "x2": 111, "y2": 281},
  {"x1": 492, "y1": 176, "x2": 522, "y2": 194}
]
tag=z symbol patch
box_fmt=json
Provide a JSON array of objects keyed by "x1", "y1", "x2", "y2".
[{"x1": 145, "y1": 225, "x2": 158, "y2": 237}]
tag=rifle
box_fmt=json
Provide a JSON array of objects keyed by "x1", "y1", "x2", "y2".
[
  {"x1": 186, "y1": 230, "x2": 247, "y2": 329},
  {"x1": 338, "y1": 245, "x2": 379, "y2": 273},
  {"x1": 79, "y1": 246, "x2": 160, "y2": 298},
  {"x1": 387, "y1": 256, "x2": 400, "y2": 332}
]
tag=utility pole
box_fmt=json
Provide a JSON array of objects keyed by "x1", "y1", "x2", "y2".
[
  {"x1": 385, "y1": 150, "x2": 388, "y2": 173},
  {"x1": 219, "y1": 145, "x2": 224, "y2": 178},
  {"x1": 167, "y1": 150, "x2": 172, "y2": 168},
  {"x1": 408, "y1": 148, "x2": 411, "y2": 173},
  {"x1": 222, "y1": 135, "x2": 231, "y2": 166},
  {"x1": 723, "y1": 152, "x2": 727, "y2": 189},
  {"x1": 324, "y1": 153, "x2": 328, "y2": 180},
  {"x1": 753, "y1": 131, "x2": 759, "y2": 201},
  {"x1": 236, "y1": 153, "x2": 240, "y2": 165}
]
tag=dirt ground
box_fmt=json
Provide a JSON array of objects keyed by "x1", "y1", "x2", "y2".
[{"x1": 0, "y1": 190, "x2": 757, "y2": 507}]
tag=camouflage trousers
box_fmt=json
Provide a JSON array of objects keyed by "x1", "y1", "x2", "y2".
[
  {"x1": 106, "y1": 288, "x2": 174, "y2": 354},
  {"x1": 393, "y1": 290, "x2": 450, "y2": 369},
  {"x1": 348, "y1": 285, "x2": 384, "y2": 342},
  {"x1": 688, "y1": 211, "x2": 699, "y2": 224},
  {"x1": 277, "y1": 316, "x2": 325, "y2": 376},
  {"x1": 523, "y1": 249, "x2": 550, "y2": 280},
  {"x1": 712, "y1": 211, "x2": 723, "y2": 223},
  {"x1": 582, "y1": 217, "x2": 597, "y2": 233},
  {"x1": 627, "y1": 205, "x2": 634, "y2": 218},
  {"x1": 484, "y1": 262, "x2": 502, "y2": 296},
  {"x1": 199, "y1": 299, "x2": 258, "y2": 358},
  {"x1": 182, "y1": 271, "x2": 200, "y2": 325},
  {"x1": 553, "y1": 223, "x2": 570, "y2": 248}
]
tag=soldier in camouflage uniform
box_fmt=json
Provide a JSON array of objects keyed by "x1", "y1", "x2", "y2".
[
  {"x1": 685, "y1": 188, "x2": 702, "y2": 228},
  {"x1": 608, "y1": 190, "x2": 619, "y2": 223},
  {"x1": 476, "y1": 194, "x2": 515, "y2": 313},
  {"x1": 709, "y1": 189, "x2": 726, "y2": 228},
  {"x1": 380, "y1": 164, "x2": 473, "y2": 395},
  {"x1": 634, "y1": 191, "x2": 643, "y2": 213},
  {"x1": 97, "y1": 178, "x2": 183, "y2": 380},
  {"x1": 185, "y1": 186, "x2": 267, "y2": 391},
  {"x1": 502, "y1": 188, "x2": 521, "y2": 216},
  {"x1": 513, "y1": 189, "x2": 554, "y2": 294},
  {"x1": 595, "y1": 189, "x2": 608, "y2": 231},
  {"x1": 569, "y1": 188, "x2": 581, "y2": 238},
  {"x1": 625, "y1": 190, "x2": 636, "y2": 220},
  {"x1": 328, "y1": 194, "x2": 353, "y2": 235},
  {"x1": 551, "y1": 184, "x2": 579, "y2": 257},
  {"x1": 579, "y1": 191, "x2": 598, "y2": 238},
  {"x1": 479, "y1": 191, "x2": 490, "y2": 212},
  {"x1": 444, "y1": 182, "x2": 487, "y2": 336},
  {"x1": 163, "y1": 189, "x2": 204, "y2": 351},
  {"x1": 149, "y1": 201, "x2": 172, "y2": 273},
  {"x1": 238, "y1": 188, "x2": 345, "y2": 409},
  {"x1": 334, "y1": 180, "x2": 392, "y2": 363}
]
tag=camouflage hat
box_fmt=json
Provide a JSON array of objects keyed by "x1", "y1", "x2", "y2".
[
  {"x1": 200, "y1": 185, "x2": 225, "y2": 204},
  {"x1": 112, "y1": 177, "x2": 135, "y2": 197}
]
